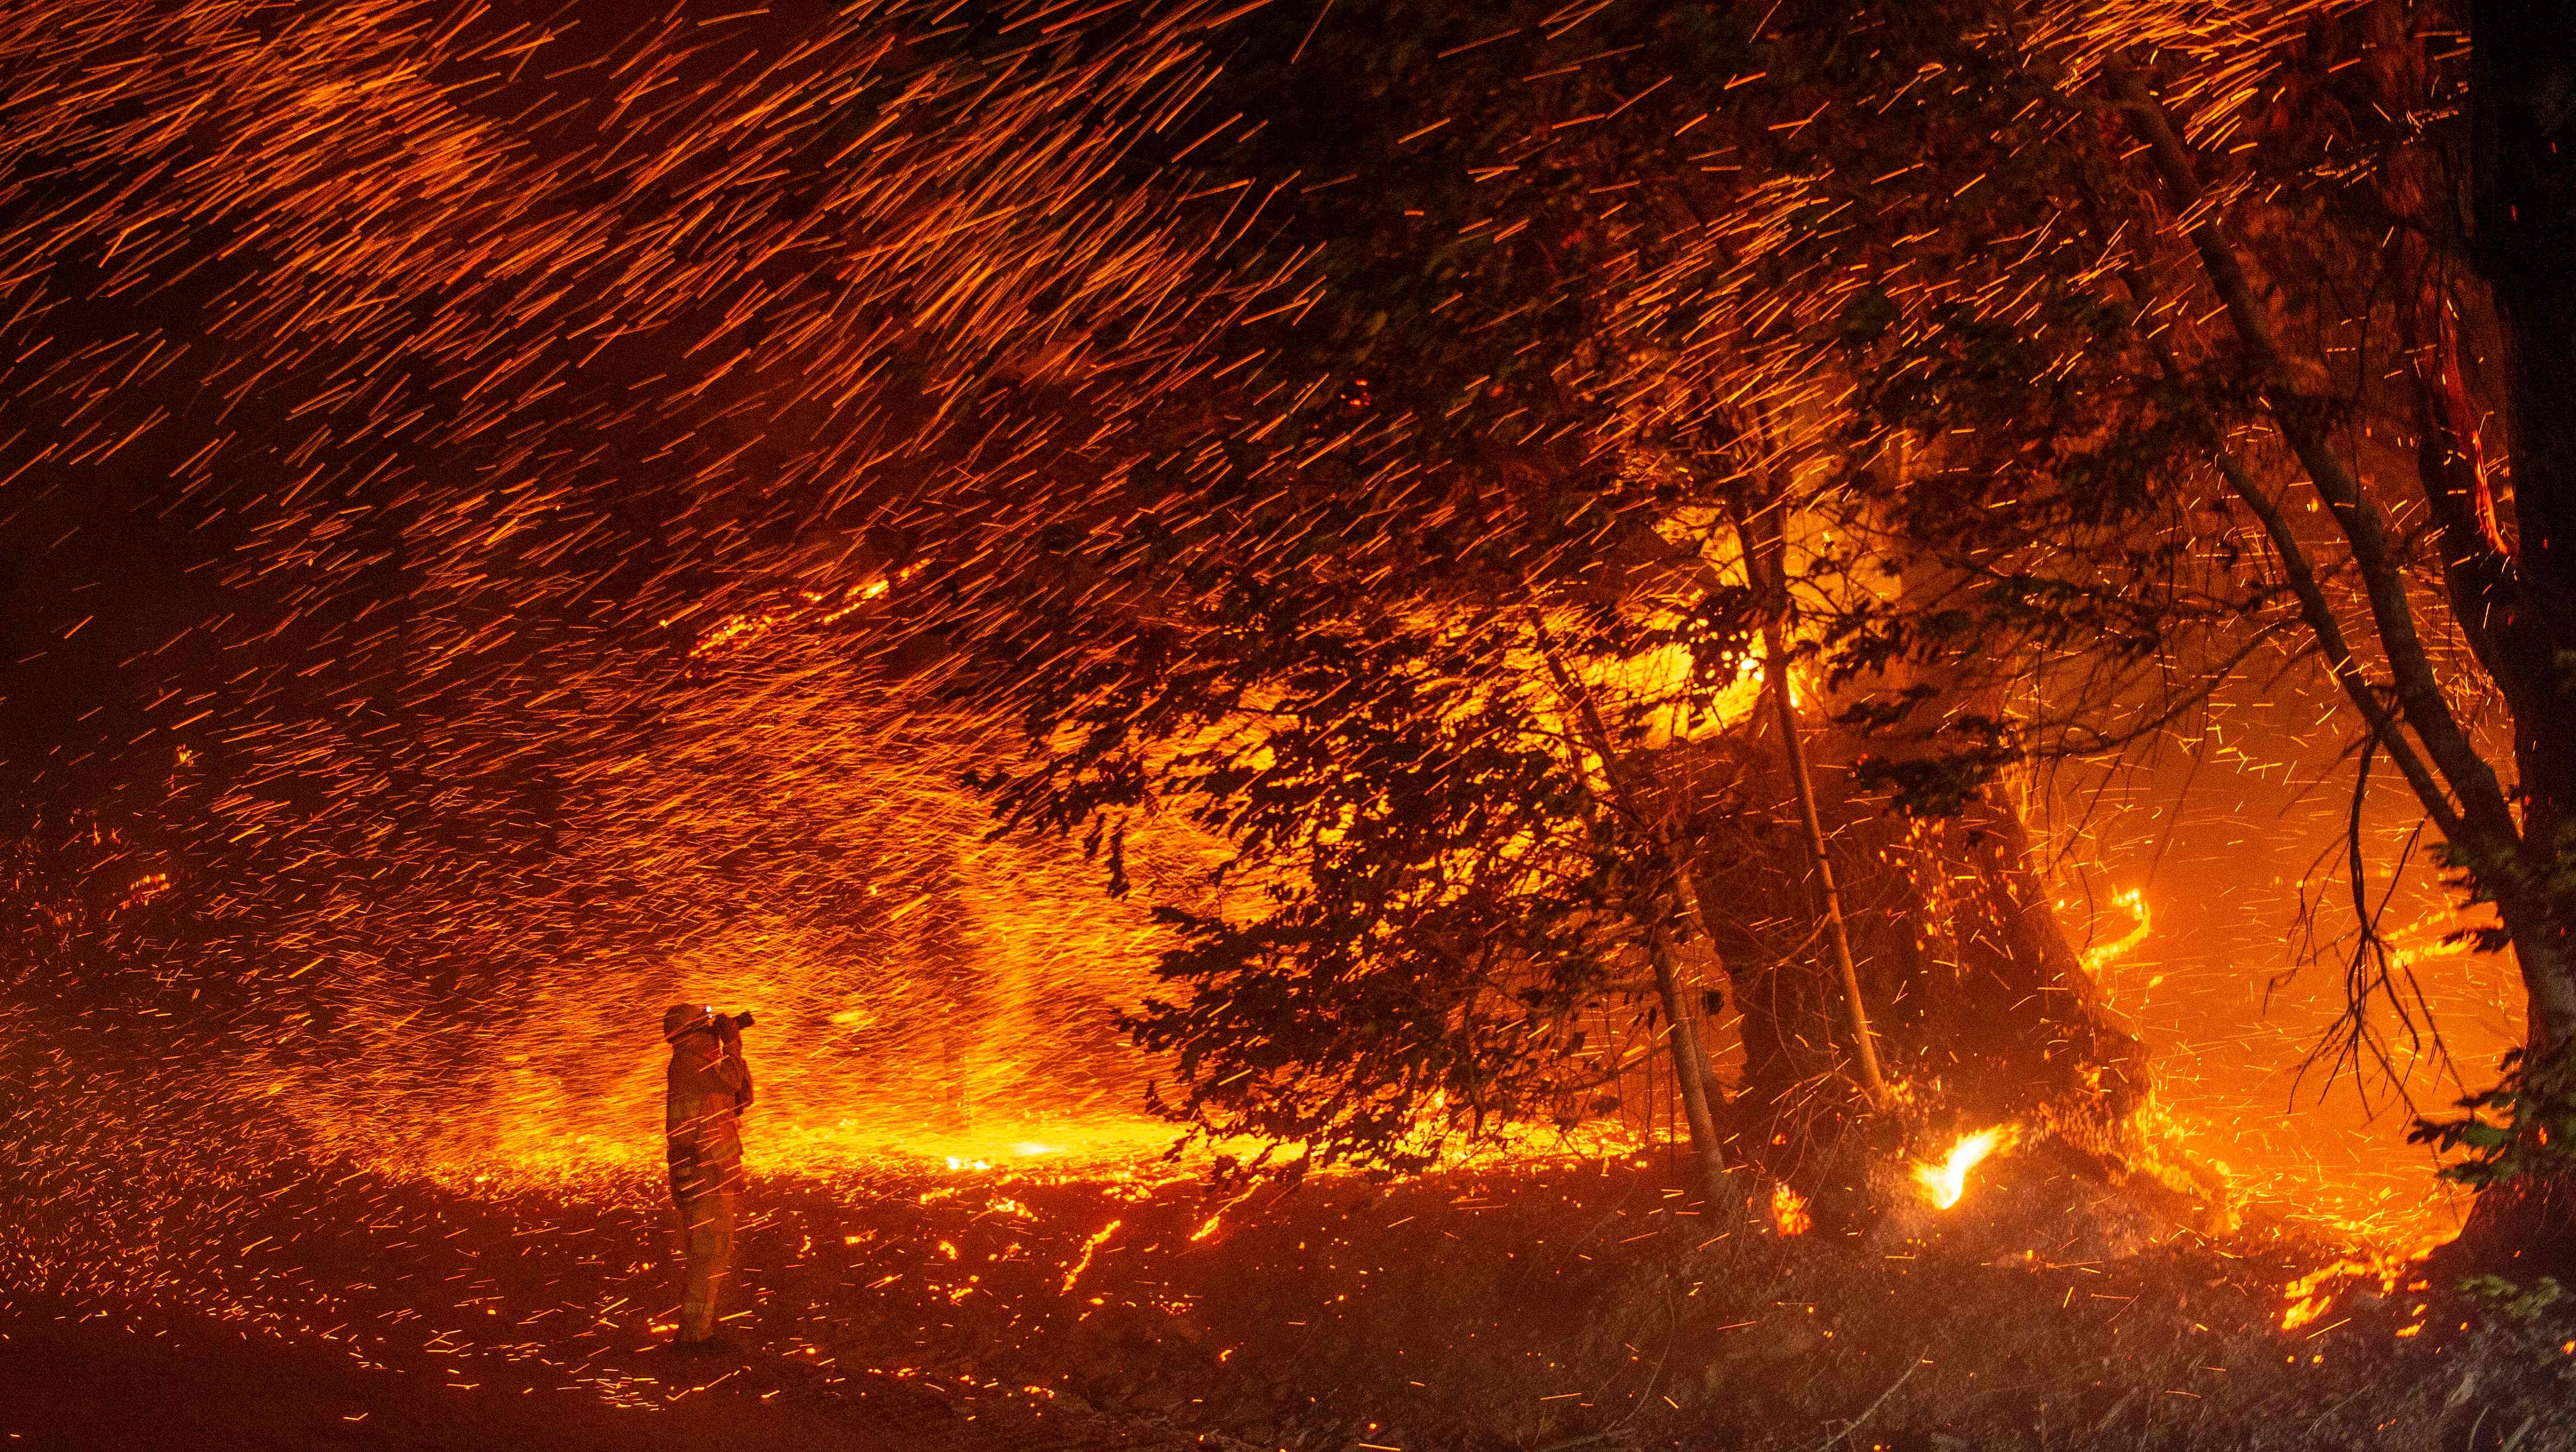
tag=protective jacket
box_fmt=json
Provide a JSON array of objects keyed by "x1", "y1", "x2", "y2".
[{"x1": 665, "y1": 1020, "x2": 753, "y2": 1204}]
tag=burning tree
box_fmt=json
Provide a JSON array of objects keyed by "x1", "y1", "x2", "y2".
[
  {"x1": 1718, "y1": 0, "x2": 2576, "y2": 1271},
  {"x1": 953, "y1": 0, "x2": 2232, "y2": 1231},
  {"x1": 2104, "y1": 1, "x2": 2576, "y2": 1272},
  {"x1": 1469, "y1": 0, "x2": 2576, "y2": 1268}
]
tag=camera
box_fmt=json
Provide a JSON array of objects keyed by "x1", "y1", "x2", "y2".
[{"x1": 714, "y1": 1010, "x2": 755, "y2": 1032}]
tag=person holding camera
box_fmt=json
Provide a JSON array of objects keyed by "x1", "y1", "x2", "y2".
[{"x1": 660, "y1": 1003, "x2": 755, "y2": 1350}]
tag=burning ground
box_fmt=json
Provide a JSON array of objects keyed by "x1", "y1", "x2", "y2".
[
  {"x1": 6, "y1": 0, "x2": 2574, "y2": 1447},
  {"x1": 11, "y1": 1117, "x2": 2576, "y2": 1452}
]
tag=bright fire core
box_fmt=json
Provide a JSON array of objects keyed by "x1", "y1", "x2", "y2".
[{"x1": 1914, "y1": 1127, "x2": 2017, "y2": 1211}]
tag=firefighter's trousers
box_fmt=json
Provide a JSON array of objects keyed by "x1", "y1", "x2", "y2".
[{"x1": 673, "y1": 1189, "x2": 738, "y2": 1343}]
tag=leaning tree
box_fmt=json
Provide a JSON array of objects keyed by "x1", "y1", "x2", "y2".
[{"x1": 944, "y1": 0, "x2": 2242, "y2": 1231}]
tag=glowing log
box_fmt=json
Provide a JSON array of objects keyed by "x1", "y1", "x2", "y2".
[{"x1": 1913, "y1": 1126, "x2": 2020, "y2": 1211}]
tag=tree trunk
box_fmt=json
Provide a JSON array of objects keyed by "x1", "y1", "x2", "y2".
[
  {"x1": 1537, "y1": 638, "x2": 1744, "y2": 1227},
  {"x1": 1647, "y1": 718, "x2": 2221, "y2": 1233},
  {"x1": 1644, "y1": 913, "x2": 1739, "y2": 1220},
  {"x1": 2472, "y1": 0, "x2": 2576, "y2": 1060},
  {"x1": 2112, "y1": 41, "x2": 2572, "y2": 1262},
  {"x1": 2440, "y1": 1, "x2": 2576, "y2": 1275},
  {"x1": 2473, "y1": 0, "x2": 2576, "y2": 610},
  {"x1": 1745, "y1": 511, "x2": 1889, "y2": 1109},
  {"x1": 2447, "y1": 878, "x2": 2576, "y2": 1274}
]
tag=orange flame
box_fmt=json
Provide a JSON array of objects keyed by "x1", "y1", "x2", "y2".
[
  {"x1": 2079, "y1": 889, "x2": 2151, "y2": 974},
  {"x1": 1770, "y1": 1182, "x2": 1811, "y2": 1236},
  {"x1": 1914, "y1": 1126, "x2": 2017, "y2": 1210},
  {"x1": 1060, "y1": 1219, "x2": 1121, "y2": 1295},
  {"x1": 2278, "y1": 1235, "x2": 2446, "y2": 1331}
]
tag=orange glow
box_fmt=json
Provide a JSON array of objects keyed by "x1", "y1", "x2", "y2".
[
  {"x1": 1770, "y1": 1182, "x2": 1811, "y2": 1236},
  {"x1": 1914, "y1": 1126, "x2": 2017, "y2": 1211},
  {"x1": 1060, "y1": 1219, "x2": 1122, "y2": 1294},
  {"x1": 2277, "y1": 1235, "x2": 2446, "y2": 1331},
  {"x1": 2079, "y1": 889, "x2": 2150, "y2": 974}
]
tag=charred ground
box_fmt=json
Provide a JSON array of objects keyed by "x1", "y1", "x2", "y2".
[{"x1": 8, "y1": 1145, "x2": 2571, "y2": 1452}]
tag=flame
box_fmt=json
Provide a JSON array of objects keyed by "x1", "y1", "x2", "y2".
[
  {"x1": 1770, "y1": 1181, "x2": 1811, "y2": 1236},
  {"x1": 2277, "y1": 1234, "x2": 2446, "y2": 1331},
  {"x1": 1914, "y1": 1126, "x2": 2018, "y2": 1210},
  {"x1": 1060, "y1": 1218, "x2": 1121, "y2": 1294},
  {"x1": 2079, "y1": 889, "x2": 2151, "y2": 974},
  {"x1": 1188, "y1": 1185, "x2": 1260, "y2": 1243}
]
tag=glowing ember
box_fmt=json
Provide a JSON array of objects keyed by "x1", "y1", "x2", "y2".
[
  {"x1": 1060, "y1": 1219, "x2": 1122, "y2": 1295},
  {"x1": 0, "y1": 10, "x2": 2538, "y2": 1436},
  {"x1": 2079, "y1": 889, "x2": 2152, "y2": 975},
  {"x1": 1770, "y1": 1182, "x2": 1811, "y2": 1237},
  {"x1": 2277, "y1": 1235, "x2": 2445, "y2": 1331},
  {"x1": 1914, "y1": 1127, "x2": 2018, "y2": 1211}
]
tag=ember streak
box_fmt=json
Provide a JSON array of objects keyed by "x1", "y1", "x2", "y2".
[{"x1": 0, "y1": 0, "x2": 2562, "y2": 1447}]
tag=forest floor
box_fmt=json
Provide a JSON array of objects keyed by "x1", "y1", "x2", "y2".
[{"x1": 6, "y1": 1144, "x2": 2574, "y2": 1452}]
